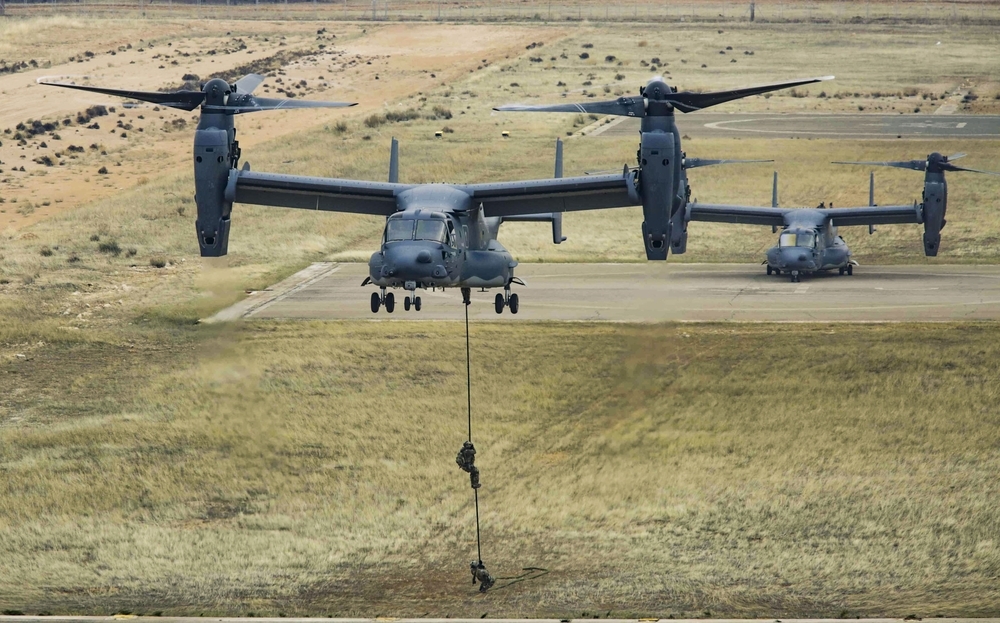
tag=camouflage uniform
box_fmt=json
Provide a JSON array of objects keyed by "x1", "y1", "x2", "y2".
[
  {"x1": 456, "y1": 441, "x2": 482, "y2": 489},
  {"x1": 470, "y1": 560, "x2": 495, "y2": 592}
]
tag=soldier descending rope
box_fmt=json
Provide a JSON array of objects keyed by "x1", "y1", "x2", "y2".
[
  {"x1": 456, "y1": 440, "x2": 481, "y2": 489},
  {"x1": 470, "y1": 559, "x2": 495, "y2": 592}
]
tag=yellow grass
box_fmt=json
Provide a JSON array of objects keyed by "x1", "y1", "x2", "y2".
[
  {"x1": 2, "y1": 322, "x2": 1000, "y2": 615},
  {"x1": 2, "y1": 15, "x2": 1000, "y2": 617}
]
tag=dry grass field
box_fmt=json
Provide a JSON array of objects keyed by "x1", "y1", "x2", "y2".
[
  {"x1": 2, "y1": 321, "x2": 1000, "y2": 616},
  {"x1": 2, "y1": 7, "x2": 1000, "y2": 617}
]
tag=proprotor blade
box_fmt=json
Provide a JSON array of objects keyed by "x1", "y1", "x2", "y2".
[
  {"x1": 205, "y1": 97, "x2": 357, "y2": 114},
  {"x1": 942, "y1": 164, "x2": 1000, "y2": 176},
  {"x1": 684, "y1": 158, "x2": 774, "y2": 169},
  {"x1": 37, "y1": 79, "x2": 205, "y2": 111},
  {"x1": 667, "y1": 75, "x2": 834, "y2": 113},
  {"x1": 494, "y1": 96, "x2": 646, "y2": 117},
  {"x1": 832, "y1": 159, "x2": 927, "y2": 171},
  {"x1": 232, "y1": 73, "x2": 265, "y2": 94}
]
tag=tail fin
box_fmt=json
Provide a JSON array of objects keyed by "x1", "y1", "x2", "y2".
[
  {"x1": 771, "y1": 171, "x2": 779, "y2": 233},
  {"x1": 388, "y1": 137, "x2": 399, "y2": 183},
  {"x1": 554, "y1": 138, "x2": 563, "y2": 179}
]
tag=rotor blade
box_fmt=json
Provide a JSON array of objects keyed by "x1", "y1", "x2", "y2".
[
  {"x1": 831, "y1": 160, "x2": 926, "y2": 171},
  {"x1": 204, "y1": 97, "x2": 357, "y2": 114},
  {"x1": 494, "y1": 96, "x2": 646, "y2": 117},
  {"x1": 232, "y1": 73, "x2": 265, "y2": 94},
  {"x1": 685, "y1": 158, "x2": 774, "y2": 169},
  {"x1": 947, "y1": 152, "x2": 967, "y2": 161},
  {"x1": 37, "y1": 79, "x2": 204, "y2": 111},
  {"x1": 942, "y1": 164, "x2": 1000, "y2": 176},
  {"x1": 667, "y1": 75, "x2": 834, "y2": 113}
]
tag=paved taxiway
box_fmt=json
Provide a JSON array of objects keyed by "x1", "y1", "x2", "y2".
[
  {"x1": 595, "y1": 113, "x2": 1000, "y2": 139},
  {"x1": 208, "y1": 263, "x2": 1000, "y2": 323}
]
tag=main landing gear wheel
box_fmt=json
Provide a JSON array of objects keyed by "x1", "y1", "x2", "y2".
[
  {"x1": 371, "y1": 292, "x2": 381, "y2": 313},
  {"x1": 839, "y1": 267, "x2": 846, "y2": 275},
  {"x1": 767, "y1": 265, "x2": 773, "y2": 275},
  {"x1": 403, "y1": 295, "x2": 422, "y2": 311},
  {"x1": 384, "y1": 292, "x2": 395, "y2": 313},
  {"x1": 847, "y1": 264, "x2": 854, "y2": 276},
  {"x1": 494, "y1": 288, "x2": 521, "y2": 314}
]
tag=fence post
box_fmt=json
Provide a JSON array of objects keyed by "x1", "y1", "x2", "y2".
[{"x1": 750, "y1": 1, "x2": 755, "y2": 21}]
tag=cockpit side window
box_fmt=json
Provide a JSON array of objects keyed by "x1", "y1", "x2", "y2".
[
  {"x1": 415, "y1": 220, "x2": 448, "y2": 243},
  {"x1": 385, "y1": 218, "x2": 414, "y2": 242}
]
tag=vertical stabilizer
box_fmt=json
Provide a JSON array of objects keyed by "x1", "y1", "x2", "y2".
[
  {"x1": 771, "y1": 171, "x2": 779, "y2": 207},
  {"x1": 388, "y1": 137, "x2": 399, "y2": 183},
  {"x1": 554, "y1": 138, "x2": 564, "y2": 179}
]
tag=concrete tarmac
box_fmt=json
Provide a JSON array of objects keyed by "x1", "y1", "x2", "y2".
[
  {"x1": 207, "y1": 263, "x2": 1000, "y2": 323},
  {"x1": 596, "y1": 113, "x2": 1000, "y2": 139}
]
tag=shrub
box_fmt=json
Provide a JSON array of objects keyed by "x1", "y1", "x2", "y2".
[
  {"x1": 150, "y1": 257, "x2": 166, "y2": 268},
  {"x1": 579, "y1": 52, "x2": 589, "y2": 59},
  {"x1": 98, "y1": 240, "x2": 122, "y2": 256},
  {"x1": 40, "y1": 246, "x2": 53, "y2": 257},
  {"x1": 126, "y1": 247, "x2": 138, "y2": 257},
  {"x1": 98, "y1": 166, "x2": 109, "y2": 174},
  {"x1": 333, "y1": 121, "x2": 348, "y2": 133},
  {"x1": 429, "y1": 105, "x2": 453, "y2": 119},
  {"x1": 364, "y1": 114, "x2": 385, "y2": 128},
  {"x1": 67, "y1": 253, "x2": 80, "y2": 263}
]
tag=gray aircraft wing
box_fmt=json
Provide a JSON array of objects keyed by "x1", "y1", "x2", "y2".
[
  {"x1": 819, "y1": 205, "x2": 920, "y2": 226},
  {"x1": 233, "y1": 171, "x2": 409, "y2": 216},
  {"x1": 463, "y1": 172, "x2": 638, "y2": 217},
  {"x1": 686, "y1": 202, "x2": 788, "y2": 226}
]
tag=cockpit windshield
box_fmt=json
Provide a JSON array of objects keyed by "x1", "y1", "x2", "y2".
[
  {"x1": 779, "y1": 232, "x2": 816, "y2": 248},
  {"x1": 415, "y1": 220, "x2": 448, "y2": 243},
  {"x1": 385, "y1": 218, "x2": 414, "y2": 242}
]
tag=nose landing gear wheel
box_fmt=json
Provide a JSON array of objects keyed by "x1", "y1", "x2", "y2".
[
  {"x1": 495, "y1": 293, "x2": 504, "y2": 314},
  {"x1": 509, "y1": 292, "x2": 519, "y2": 314},
  {"x1": 414, "y1": 296, "x2": 421, "y2": 311},
  {"x1": 371, "y1": 292, "x2": 381, "y2": 313},
  {"x1": 404, "y1": 296, "x2": 411, "y2": 311},
  {"x1": 767, "y1": 265, "x2": 773, "y2": 275},
  {"x1": 791, "y1": 272, "x2": 800, "y2": 283},
  {"x1": 384, "y1": 292, "x2": 395, "y2": 313},
  {"x1": 847, "y1": 264, "x2": 854, "y2": 276}
]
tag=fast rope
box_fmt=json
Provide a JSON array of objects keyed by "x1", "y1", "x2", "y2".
[{"x1": 458, "y1": 287, "x2": 495, "y2": 592}]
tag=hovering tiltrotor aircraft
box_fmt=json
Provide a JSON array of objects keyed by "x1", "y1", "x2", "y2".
[{"x1": 683, "y1": 154, "x2": 1000, "y2": 282}]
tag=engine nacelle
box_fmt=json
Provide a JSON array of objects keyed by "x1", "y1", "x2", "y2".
[
  {"x1": 638, "y1": 131, "x2": 675, "y2": 260},
  {"x1": 194, "y1": 128, "x2": 233, "y2": 257},
  {"x1": 921, "y1": 175, "x2": 947, "y2": 257}
]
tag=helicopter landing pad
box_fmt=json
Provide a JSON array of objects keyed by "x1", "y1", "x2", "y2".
[{"x1": 207, "y1": 262, "x2": 1000, "y2": 323}]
